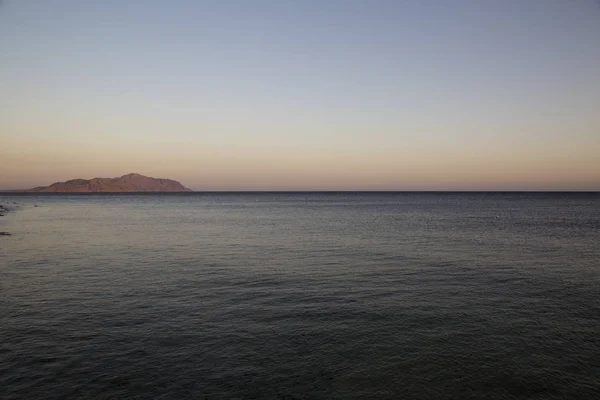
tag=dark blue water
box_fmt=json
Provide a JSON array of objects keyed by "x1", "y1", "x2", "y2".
[{"x1": 1, "y1": 193, "x2": 599, "y2": 399}]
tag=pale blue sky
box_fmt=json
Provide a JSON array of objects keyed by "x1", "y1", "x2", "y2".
[{"x1": 1, "y1": 0, "x2": 599, "y2": 190}]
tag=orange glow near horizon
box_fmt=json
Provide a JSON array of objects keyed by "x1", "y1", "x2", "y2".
[{"x1": 2, "y1": 130, "x2": 599, "y2": 191}]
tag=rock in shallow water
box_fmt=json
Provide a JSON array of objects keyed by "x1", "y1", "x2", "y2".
[{"x1": 0, "y1": 232, "x2": 12, "y2": 236}]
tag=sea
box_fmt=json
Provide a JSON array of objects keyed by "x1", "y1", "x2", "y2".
[{"x1": 1, "y1": 193, "x2": 599, "y2": 399}]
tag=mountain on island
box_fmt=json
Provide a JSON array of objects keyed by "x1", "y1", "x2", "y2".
[{"x1": 27, "y1": 173, "x2": 192, "y2": 193}]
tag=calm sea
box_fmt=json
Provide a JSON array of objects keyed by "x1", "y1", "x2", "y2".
[{"x1": 1, "y1": 193, "x2": 599, "y2": 399}]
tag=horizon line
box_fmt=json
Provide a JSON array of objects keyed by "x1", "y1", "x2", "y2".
[{"x1": 1, "y1": 190, "x2": 598, "y2": 194}]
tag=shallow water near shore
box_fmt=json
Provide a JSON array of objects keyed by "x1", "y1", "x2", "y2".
[{"x1": 1, "y1": 193, "x2": 599, "y2": 399}]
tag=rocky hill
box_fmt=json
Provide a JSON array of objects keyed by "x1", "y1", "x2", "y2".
[{"x1": 27, "y1": 173, "x2": 192, "y2": 192}]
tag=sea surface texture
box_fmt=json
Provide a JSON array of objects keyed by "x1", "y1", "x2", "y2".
[{"x1": 1, "y1": 193, "x2": 599, "y2": 399}]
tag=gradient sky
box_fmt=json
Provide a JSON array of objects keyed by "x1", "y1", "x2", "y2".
[{"x1": 1, "y1": 0, "x2": 599, "y2": 190}]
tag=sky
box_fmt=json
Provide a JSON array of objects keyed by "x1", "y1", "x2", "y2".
[{"x1": 1, "y1": 0, "x2": 599, "y2": 191}]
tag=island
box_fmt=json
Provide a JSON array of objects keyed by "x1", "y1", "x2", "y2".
[{"x1": 24, "y1": 173, "x2": 192, "y2": 193}]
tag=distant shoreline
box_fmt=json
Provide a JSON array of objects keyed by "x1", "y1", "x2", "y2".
[{"x1": 0, "y1": 201, "x2": 14, "y2": 236}]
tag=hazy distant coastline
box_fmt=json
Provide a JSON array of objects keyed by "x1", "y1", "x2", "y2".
[{"x1": 14, "y1": 173, "x2": 192, "y2": 193}]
